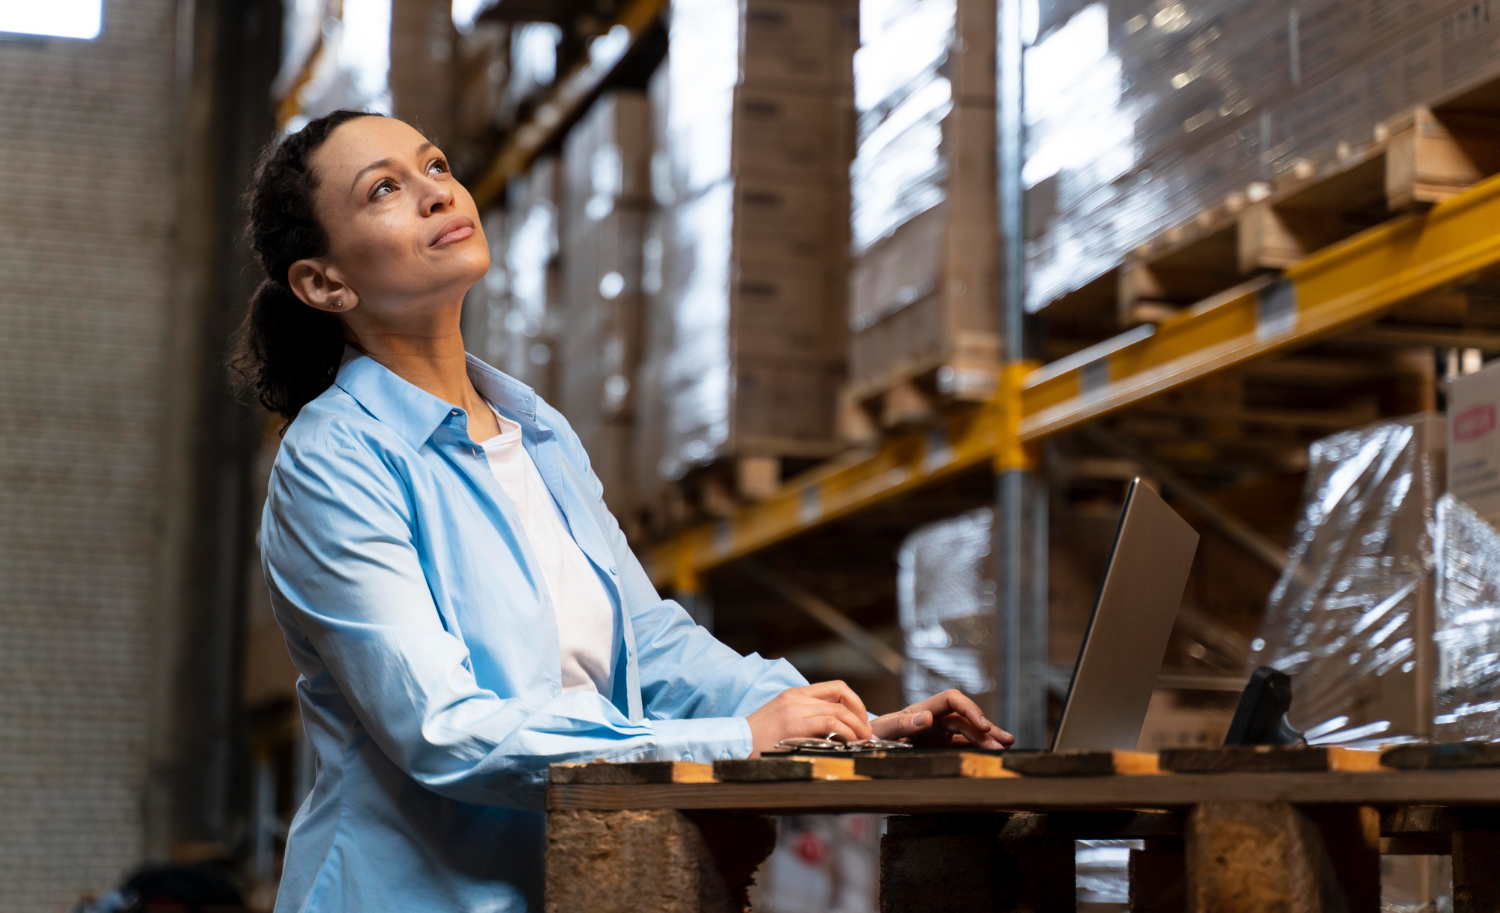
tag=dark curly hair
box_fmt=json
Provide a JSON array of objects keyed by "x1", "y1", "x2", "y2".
[{"x1": 228, "y1": 109, "x2": 381, "y2": 426}]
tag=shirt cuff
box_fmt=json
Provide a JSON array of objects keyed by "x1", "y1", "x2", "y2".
[{"x1": 649, "y1": 716, "x2": 755, "y2": 763}]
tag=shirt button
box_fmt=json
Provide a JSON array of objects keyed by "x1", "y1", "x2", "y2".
[
  {"x1": 718, "y1": 749, "x2": 732, "y2": 761},
  {"x1": 608, "y1": 565, "x2": 618, "y2": 575},
  {"x1": 680, "y1": 751, "x2": 693, "y2": 762}
]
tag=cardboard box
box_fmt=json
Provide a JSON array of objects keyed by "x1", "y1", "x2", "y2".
[
  {"x1": 1026, "y1": 0, "x2": 1500, "y2": 313},
  {"x1": 740, "y1": 0, "x2": 858, "y2": 91},
  {"x1": 1252, "y1": 414, "x2": 1447, "y2": 741},
  {"x1": 730, "y1": 87, "x2": 856, "y2": 183},
  {"x1": 561, "y1": 90, "x2": 653, "y2": 244},
  {"x1": 855, "y1": 0, "x2": 996, "y2": 111},
  {"x1": 1448, "y1": 360, "x2": 1500, "y2": 525},
  {"x1": 848, "y1": 99, "x2": 997, "y2": 389}
]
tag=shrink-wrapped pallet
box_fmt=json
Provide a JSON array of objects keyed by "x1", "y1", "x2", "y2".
[
  {"x1": 846, "y1": 0, "x2": 999, "y2": 400},
  {"x1": 1252, "y1": 413, "x2": 1500, "y2": 744},
  {"x1": 897, "y1": 507, "x2": 998, "y2": 706},
  {"x1": 463, "y1": 157, "x2": 561, "y2": 403},
  {"x1": 1025, "y1": 0, "x2": 1500, "y2": 314},
  {"x1": 557, "y1": 91, "x2": 652, "y2": 520},
  {"x1": 640, "y1": 0, "x2": 857, "y2": 488}
]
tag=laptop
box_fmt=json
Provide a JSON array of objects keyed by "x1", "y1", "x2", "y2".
[{"x1": 1051, "y1": 478, "x2": 1200, "y2": 753}]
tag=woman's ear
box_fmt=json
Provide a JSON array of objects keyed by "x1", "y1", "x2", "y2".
[{"x1": 287, "y1": 258, "x2": 358, "y2": 313}]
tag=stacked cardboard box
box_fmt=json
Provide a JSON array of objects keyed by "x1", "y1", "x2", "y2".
[
  {"x1": 557, "y1": 91, "x2": 653, "y2": 521},
  {"x1": 638, "y1": 0, "x2": 858, "y2": 489},
  {"x1": 1026, "y1": 0, "x2": 1500, "y2": 314},
  {"x1": 846, "y1": 0, "x2": 999, "y2": 396},
  {"x1": 463, "y1": 156, "x2": 560, "y2": 401}
]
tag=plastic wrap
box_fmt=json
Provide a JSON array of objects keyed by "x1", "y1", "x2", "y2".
[
  {"x1": 280, "y1": 0, "x2": 394, "y2": 126},
  {"x1": 1433, "y1": 493, "x2": 1500, "y2": 740},
  {"x1": 1024, "y1": 0, "x2": 1500, "y2": 313},
  {"x1": 897, "y1": 508, "x2": 997, "y2": 706},
  {"x1": 557, "y1": 92, "x2": 652, "y2": 516},
  {"x1": 465, "y1": 158, "x2": 560, "y2": 401},
  {"x1": 1251, "y1": 416, "x2": 1444, "y2": 743},
  {"x1": 640, "y1": 0, "x2": 852, "y2": 480},
  {"x1": 498, "y1": 23, "x2": 561, "y2": 124},
  {"x1": 663, "y1": 0, "x2": 856, "y2": 202},
  {"x1": 849, "y1": 0, "x2": 992, "y2": 254},
  {"x1": 846, "y1": 0, "x2": 996, "y2": 390}
]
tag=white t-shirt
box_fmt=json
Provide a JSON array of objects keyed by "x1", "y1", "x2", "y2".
[{"x1": 479, "y1": 407, "x2": 616, "y2": 694}]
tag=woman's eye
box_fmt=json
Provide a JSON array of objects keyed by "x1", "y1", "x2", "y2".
[
  {"x1": 427, "y1": 159, "x2": 448, "y2": 177},
  {"x1": 371, "y1": 179, "x2": 395, "y2": 198}
]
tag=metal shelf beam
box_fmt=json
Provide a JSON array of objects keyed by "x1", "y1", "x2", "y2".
[
  {"x1": 646, "y1": 170, "x2": 1500, "y2": 589},
  {"x1": 469, "y1": 0, "x2": 666, "y2": 209}
]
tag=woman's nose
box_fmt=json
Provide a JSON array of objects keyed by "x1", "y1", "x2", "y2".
[{"x1": 422, "y1": 182, "x2": 455, "y2": 216}]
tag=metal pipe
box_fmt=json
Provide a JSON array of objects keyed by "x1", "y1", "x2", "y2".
[{"x1": 992, "y1": 0, "x2": 1049, "y2": 748}]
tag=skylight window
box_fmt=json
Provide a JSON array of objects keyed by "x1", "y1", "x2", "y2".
[{"x1": 0, "y1": 0, "x2": 103, "y2": 39}]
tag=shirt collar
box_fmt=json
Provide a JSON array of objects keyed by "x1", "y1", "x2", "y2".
[{"x1": 333, "y1": 347, "x2": 537, "y2": 450}]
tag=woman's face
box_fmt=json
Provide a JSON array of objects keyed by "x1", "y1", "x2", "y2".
[{"x1": 296, "y1": 116, "x2": 489, "y2": 324}]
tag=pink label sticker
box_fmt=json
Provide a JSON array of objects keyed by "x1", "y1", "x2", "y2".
[{"x1": 1455, "y1": 405, "x2": 1497, "y2": 442}]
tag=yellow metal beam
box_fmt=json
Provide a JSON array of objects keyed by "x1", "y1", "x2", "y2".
[
  {"x1": 470, "y1": 0, "x2": 667, "y2": 209},
  {"x1": 1023, "y1": 173, "x2": 1500, "y2": 440},
  {"x1": 645, "y1": 170, "x2": 1500, "y2": 588}
]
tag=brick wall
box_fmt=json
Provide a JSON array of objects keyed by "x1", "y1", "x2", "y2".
[{"x1": 0, "y1": 0, "x2": 184, "y2": 907}]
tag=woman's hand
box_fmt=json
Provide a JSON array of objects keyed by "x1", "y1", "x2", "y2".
[
  {"x1": 870, "y1": 689, "x2": 1015, "y2": 750},
  {"x1": 746, "y1": 681, "x2": 875, "y2": 757}
]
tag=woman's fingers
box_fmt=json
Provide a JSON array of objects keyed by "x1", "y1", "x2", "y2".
[
  {"x1": 914, "y1": 689, "x2": 991, "y2": 734},
  {"x1": 810, "y1": 715, "x2": 861, "y2": 744},
  {"x1": 825, "y1": 701, "x2": 873, "y2": 740},
  {"x1": 935, "y1": 712, "x2": 996, "y2": 745},
  {"x1": 800, "y1": 680, "x2": 870, "y2": 723},
  {"x1": 870, "y1": 708, "x2": 934, "y2": 740}
]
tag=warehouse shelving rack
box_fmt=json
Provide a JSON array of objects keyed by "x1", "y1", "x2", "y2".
[
  {"x1": 649, "y1": 170, "x2": 1500, "y2": 582},
  {"x1": 272, "y1": 0, "x2": 1500, "y2": 749}
]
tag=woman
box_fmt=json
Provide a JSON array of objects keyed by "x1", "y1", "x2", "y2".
[{"x1": 234, "y1": 109, "x2": 1014, "y2": 913}]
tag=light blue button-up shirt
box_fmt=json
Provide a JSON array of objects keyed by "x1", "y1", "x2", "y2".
[{"x1": 261, "y1": 351, "x2": 808, "y2": 913}]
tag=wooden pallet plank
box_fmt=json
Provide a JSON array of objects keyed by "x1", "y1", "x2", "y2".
[
  {"x1": 1382, "y1": 742, "x2": 1500, "y2": 770},
  {"x1": 547, "y1": 769, "x2": 1500, "y2": 813},
  {"x1": 550, "y1": 761, "x2": 716, "y2": 785},
  {"x1": 1000, "y1": 750, "x2": 1162, "y2": 777},
  {"x1": 1159, "y1": 746, "x2": 1382, "y2": 774},
  {"x1": 852, "y1": 751, "x2": 1012, "y2": 779},
  {"x1": 712, "y1": 756, "x2": 863, "y2": 782}
]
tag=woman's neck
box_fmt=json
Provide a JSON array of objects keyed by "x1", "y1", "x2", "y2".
[{"x1": 351, "y1": 329, "x2": 488, "y2": 418}]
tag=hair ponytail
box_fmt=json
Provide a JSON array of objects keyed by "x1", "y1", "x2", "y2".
[{"x1": 228, "y1": 109, "x2": 382, "y2": 428}]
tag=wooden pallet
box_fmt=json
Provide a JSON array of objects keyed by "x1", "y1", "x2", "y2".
[
  {"x1": 546, "y1": 744, "x2": 1500, "y2": 913},
  {"x1": 636, "y1": 445, "x2": 845, "y2": 539},
  {"x1": 1117, "y1": 105, "x2": 1500, "y2": 327},
  {"x1": 838, "y1": 342, "x2": 999, "y2": 443}
]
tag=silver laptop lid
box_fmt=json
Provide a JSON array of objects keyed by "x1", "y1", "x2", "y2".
[{"x1": 1051, "y1": 478, "x2": 1199, "y2": 753}]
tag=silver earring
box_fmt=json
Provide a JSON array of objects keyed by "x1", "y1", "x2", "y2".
[{"x1": 333, "y1": 299, "x2": 344, "y2": 308}]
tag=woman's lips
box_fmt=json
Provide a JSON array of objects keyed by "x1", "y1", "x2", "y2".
[{"x1": 431, "y1": 217, "x2": 475, "y2": 248}]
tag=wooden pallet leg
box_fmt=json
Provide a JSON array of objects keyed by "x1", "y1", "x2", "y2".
[
  {"x1": 1453, "y1": 830, "x2": 1500, "y2": 913},
  {"x1": 1130, "y1": 838, "x2": 1185, "y2": 913},
  {"x1": 880, "y1": 815, "x2": 1074, "y2": 912},
  {"x1": 546, "y1": 809, "x2": 775, "y2": 913},
  {"x1": 1185, "y1": 803, "x2": 1378, "y2": 913}
]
